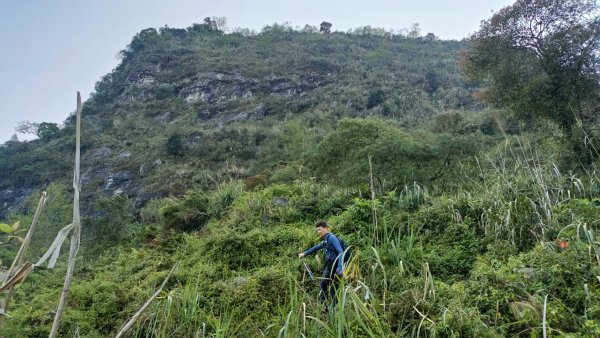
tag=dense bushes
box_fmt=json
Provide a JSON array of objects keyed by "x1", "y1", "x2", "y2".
[
  {"x1": 310, "y1": 118, "x2": 490, "y2": 189},
  {"x1": 5, "y1": 158, "x2": 600, "y2": 336}
]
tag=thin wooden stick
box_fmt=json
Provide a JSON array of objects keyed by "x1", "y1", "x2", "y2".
[
  {"x1": 0, "y1": 262, "x2": 33, "y2": 293},
  {"x1": 0, "y1": 262, "x2": 34, "y2": 327},
  {"x1": 413, "y1": 306, "x2": 434, "y2": 324},
  {"x1": 4, "y1": 192, "x2": 47, "y2": 284},
  {"x1": 114, "y1": 263, "x2": 179, "y2": 338},
  {"x1": 368, "y1": 155, "x2": 378, "y2": 245},
  {"x1": 49, "y1": 92, "x2": 82, "y2": 338},
  {"x1": 542, "y1": 294, "x2": 548, "y2": 338}
]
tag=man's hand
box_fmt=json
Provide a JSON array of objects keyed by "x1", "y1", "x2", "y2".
[
  {"x1": 298, "y1": 252, "x2": 305, "y2": 259},
  {"x1": 336, "y1": 268, "x2": 343, "y2": 277}
]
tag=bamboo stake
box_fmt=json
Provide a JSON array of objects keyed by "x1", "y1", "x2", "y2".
[
  {"x1": 0, "y1": 262, "x2": 33, "y2": 293},
  {"x1": 542, "y1": 294, "x2": 548, "y2": 338},
  {"x1": 368, "y1": 155, "x2": 378, "y2": 245},
  {"x1": 114, "y1": 263, "x2": 178, "y2": 338},
  {"x1": 4, "y1": 192, "x2": 47, "y2": 284},
  {"x1": 0, "y1": 263, "x2": 34, "y2": 329},
  {"x1": 0, "y1": 192, "x2": 47, "y2": 329},
  {"x1": 49, "y1": 92, "x2": 82, "y2": 338}
]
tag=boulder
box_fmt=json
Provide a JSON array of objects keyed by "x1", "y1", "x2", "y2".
[
  {"x1": 154, "y1": 112, "x2": 172, "y2": 123},
  {"x1": 103, "y1": 171, "x2": 138, "y2": 196},
  {"x1": 0, "y1": 188, "x2": 34, "y2": 219},
  {"x1": 91, "y1": 146, "x2": 113, "y2": 159}
]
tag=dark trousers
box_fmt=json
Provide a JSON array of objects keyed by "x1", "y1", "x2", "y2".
[{"x1": 319, "y1": 261, "x2": 339, "y2": 306}]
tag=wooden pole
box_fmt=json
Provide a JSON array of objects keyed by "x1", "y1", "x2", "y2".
[
  {"x1": 114, "y1": 264, "x2": 178, "y2": 338},
  {"x1": 368, "y1": 156, "x2": 378, "y2": 245},
  {"x1": 49, "y1": 92, "x2": 82, "y2": 338},
  {"x1": 4, "y1": 192, "x2": 47, "y2": 284},
  {"x1": 542, "y1": 294, "x2": 548, "y2": 338}
]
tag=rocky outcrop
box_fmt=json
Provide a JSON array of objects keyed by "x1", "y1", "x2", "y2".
[
  {"x1": 103, "y1": 171, "x2": 139, "y2": 196},
  {"x1": 0, "y1": 188, "x2": 34, "y2": 219},
  {"x1": 90, "y1": 146, "x2": 113, "y2": 160},
  {"x1": 81, "y1": 167, "x2": 141, "y2": 198},
  {"x1": 154, "y1": 112, "x2": 174, "y2": 123},
  {"x1": 119, "y1": 70, "x2": 329, "y2": 108}
]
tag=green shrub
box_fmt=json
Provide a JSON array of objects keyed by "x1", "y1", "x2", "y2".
[
  {"x1": 154, "y1": 84, "x2": 174, "y2": 100},
  {"x1": 165, "y1": 133, "x2": 185, "y2": 156},
  {"x1": 159, "y1": 191, "x2": 210, "y2": 231},
  {"x1": 86, "y1": 194, "x2": 136, "y2": 245}
]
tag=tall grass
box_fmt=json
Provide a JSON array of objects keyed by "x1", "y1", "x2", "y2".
[
  {"x1": 474, "y1": 137, "x2": 600, "y2": 247},
  {"x1": 131, "y1": 279, "x2": 244, "y2": 338},
  {"x1": 120, "y1": 135, "x2": 600, "y2": 337}
]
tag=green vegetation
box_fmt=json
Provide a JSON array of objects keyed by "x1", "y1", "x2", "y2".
[
  {"x1": 463, "y1": 0, "x2": 600, "y2": 133},
  {"x1": 2, "y1": 3, "x2": 600, "y2": 337},
  {"x1": 4, "y1": 136, "x2": 600, "y2": 337}
]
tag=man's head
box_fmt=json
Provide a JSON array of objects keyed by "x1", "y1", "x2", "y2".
[{"x1": 315, "y1": 220, "x2": 329, "y2": 238}]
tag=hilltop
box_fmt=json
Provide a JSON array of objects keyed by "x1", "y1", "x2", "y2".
[{"x1": 0, "y1": 22, "x2": 480, "y2": 217}]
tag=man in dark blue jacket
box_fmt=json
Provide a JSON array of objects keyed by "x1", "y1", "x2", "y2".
[{"x1": 298, "y1": 220, "x2": 344, "y2": 304}]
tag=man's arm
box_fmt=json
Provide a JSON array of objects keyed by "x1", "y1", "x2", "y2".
[{"x1": 299, "y1": 241, "x2": 325, "y2": 259}]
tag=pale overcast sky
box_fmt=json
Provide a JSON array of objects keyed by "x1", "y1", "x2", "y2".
[{"x1": 0, "y1": 0, "x2": 513, "y2": 142}]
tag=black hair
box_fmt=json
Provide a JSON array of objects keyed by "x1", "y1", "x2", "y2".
[{"x1": 315, "y1": 220, "x2": 328, "y2": 228}]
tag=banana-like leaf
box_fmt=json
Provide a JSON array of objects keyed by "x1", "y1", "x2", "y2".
[
  {"x1": 0, "y1": 223, "x2": 11, "y2": 234},
  {"x1": 11, "y1": 220, "x2": 21, "y2": 232}
]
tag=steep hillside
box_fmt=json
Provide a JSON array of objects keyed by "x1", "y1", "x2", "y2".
[{"x1": 0, "y1": 23, "x2": 478, "y2": 218}]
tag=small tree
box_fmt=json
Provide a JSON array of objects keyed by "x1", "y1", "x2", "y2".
[
  {"x1": 166, "y1": 133, "x2": 185, "y2": 156},
  {"x1": 462, "y1": 0, "x2": 600, "y2": 133},
  {"x1": 320, "y1": 21, "x2": 332, "y2": 34},
  {"x1": 15, "y1": 121, "x2": 59, "y2": 140},
  {"x1": 367, "y1": 89, "x2": 385, "y2": 109},
  {"x1": 15, "y1": 120, "x2": 40, "y2": 136},
  {"x1": 37, "y1": 122, "x2": 59, "y2": 140},
  {"x1": 154, "y1": 84, "x2": 174, "y2": 100},
  {"x1": 202, "y1": 16, "x2": 227, "y2": 33},
  {"x1": 407, "y1": 22, "x2": 421, "y2": 39}
]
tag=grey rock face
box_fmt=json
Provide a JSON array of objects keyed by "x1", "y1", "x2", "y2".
[
  {"x1": 91, "y1": 146, "x2": 113, "y2": 159},
  {"x1": 220, "y1": 112, "x2": 249, "y2": 125},
  {"x1": 196, "y1": 110, "x2": 218, "y2": 121},
  {"x1": 81, "y1": 168, "x2": 111, "y2": 186},
  {"x1": 0, "y1": 188, "x2": 34, "y2": 219},
  {"x1": 254, "y1": 104, "x2": 267, "y2": 117},
  {"x1": 103, "y1": 171, "x2": 138, "y2": 196},
  {"x1": 139, "y1": 163, "x2": 149, "y2": 176},
  {"x1": 154, "y1": 112, "x2": 173, "y2": 123}
]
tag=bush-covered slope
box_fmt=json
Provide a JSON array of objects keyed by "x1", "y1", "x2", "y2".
[{"x1": 4, "y1": 135, "x2": 600, "y2": 336}]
